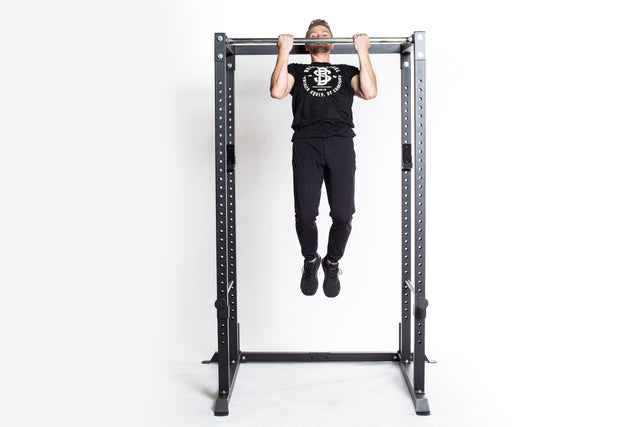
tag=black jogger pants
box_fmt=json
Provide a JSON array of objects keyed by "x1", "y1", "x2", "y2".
[{"x1": 292, "y1": 136, "x2": 356, "y2": 263}]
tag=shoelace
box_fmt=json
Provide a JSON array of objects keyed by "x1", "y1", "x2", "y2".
[
  {"x1": 301, "y1": 262, "x2": 317, "y2": 278},
  {"x1": 324, "y1": 264, "x2": 342, "y2": 279}
]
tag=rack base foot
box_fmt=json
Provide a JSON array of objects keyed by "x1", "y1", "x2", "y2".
[
  {"x1": 214, "y1": 395, "x2": 229, "y2": 416},
  {"x1": 415, "y1": 396, "x2": 430, "y2": 415}
]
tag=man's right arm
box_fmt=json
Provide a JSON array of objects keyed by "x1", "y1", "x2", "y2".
[{"x1": 270, "y1": 34, "x2": 295, "y2": 99}]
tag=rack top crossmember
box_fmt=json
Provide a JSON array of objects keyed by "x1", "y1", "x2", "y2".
[{"x1": 218, "y1": 34, "x2": 420, "y2": 55}]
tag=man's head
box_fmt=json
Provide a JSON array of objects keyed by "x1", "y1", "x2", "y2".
[
  {"x1": 305, "y1": 19, "x2": 333, "y2": 55},
  {"x1": 306, "y1": 19, "x2": 332, "y2": 38}
]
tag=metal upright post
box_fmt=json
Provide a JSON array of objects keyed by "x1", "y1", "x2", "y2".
[
  {"x1": 399, "y1": 48, "x2": 413, "y2": 363},
  {"x1": 412, "y1": 31, "x2": 430, "y2": 415},
  {"x1": 212, "y1": 32, "x2": 239, "y2": 416},
  {"x1": 225, "y1": 47, "x2": 240, "y2": 369}
]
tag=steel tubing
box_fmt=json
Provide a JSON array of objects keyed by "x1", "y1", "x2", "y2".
[{"x1": 227, "y1": 37, "x2": 411, "y2": 45}]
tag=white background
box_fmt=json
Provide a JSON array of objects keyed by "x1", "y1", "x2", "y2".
[{"x1": 1, "y1": 1, "x2": 639, "y2": 426}]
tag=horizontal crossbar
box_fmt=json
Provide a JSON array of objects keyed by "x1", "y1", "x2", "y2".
[
  {"x1": 227, "y1": 37, "x2": 411, "y2": 45},
  {"x1": 229, "y1": 44, "x2": 411, "y2": 56},
  {"x1": 239, "y1": 352, "x2": 400, "y2": 362},
  {"x1": 220, "y1": 34, "x2": 414, "y2": 55}
]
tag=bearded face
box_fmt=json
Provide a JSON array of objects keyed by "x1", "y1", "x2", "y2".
[
  {"x1": 306, "y1": 25, "x2": 333, "y2": 55},
  {"x1": 306, "y1": 42, "x2": 332, "y2": 55}
]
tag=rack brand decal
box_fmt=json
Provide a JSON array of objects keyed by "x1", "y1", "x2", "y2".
[{"x1": 302, "y1": 65, "x2": 343, "y2": 97}]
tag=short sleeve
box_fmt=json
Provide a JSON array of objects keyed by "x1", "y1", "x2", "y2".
[
  {"x1": 347, "y1": 65, "x2": 360, "y2": 80},
  {"x1": 287, "y1": 63, "x2": 303, "y2": 79},
  {"x1": 287, "y1": 63, "x2": 304, "y2": 95}
]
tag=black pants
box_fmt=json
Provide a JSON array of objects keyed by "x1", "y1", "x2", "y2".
[{"x1": 292, "y1": 137, "x2": 356, "y2": 263}]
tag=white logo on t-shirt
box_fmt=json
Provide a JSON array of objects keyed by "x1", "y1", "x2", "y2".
[
  {"x1": 302, "y1": 65, "x2": 343, "y2": 97},
  {"x1": 313, "y1": 68, "x2": 332, "y2": 86}
]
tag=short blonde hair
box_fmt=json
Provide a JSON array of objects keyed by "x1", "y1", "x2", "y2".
[{"x1": 306, "y1": 19, "x2": 332, "y2": 37}]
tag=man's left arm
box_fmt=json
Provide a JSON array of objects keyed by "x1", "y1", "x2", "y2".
[{"x1": 351, "y1": 33, "x2": 377, "y2": 100}]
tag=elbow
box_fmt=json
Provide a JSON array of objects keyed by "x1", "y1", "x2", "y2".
[
  {"x1": 270, "y1": 89, "x2": 286, "y2": 99},
  {"x1": 362, "y1": 88, "x2": 377, "y2": 100}
]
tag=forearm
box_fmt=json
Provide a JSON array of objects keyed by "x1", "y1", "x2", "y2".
[
  {"x1": 357, "y1": 51, "x2": 377, "y2": 99},
  {"x1": 270, "y1": 50, "x2": 291, "y2": 99},
  {"x1": 352, "y1": 33, "x2": 377, "y2": 100}
]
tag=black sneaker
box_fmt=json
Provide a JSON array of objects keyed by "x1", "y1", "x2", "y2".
[
  {"x1": 300, "y1": 255, "x2": 321, "y2": 296},
  {"x1": 322, "y1": 257, "x2": 341, "y2": 298}
]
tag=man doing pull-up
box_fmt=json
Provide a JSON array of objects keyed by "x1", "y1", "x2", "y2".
[{"x1": 270, "y1": 19, "x2": 377, "y2": 297}]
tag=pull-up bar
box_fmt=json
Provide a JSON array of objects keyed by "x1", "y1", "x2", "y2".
[
  {"x1": 227, "y1": 36, "x2": 412, "y2": 45},
  {"x1": 219, "y1": 34, "x2": 420, "y2": 55}
]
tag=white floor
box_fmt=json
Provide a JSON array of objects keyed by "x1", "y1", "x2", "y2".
[
  {"x1": 150, "y1": 352, "x2": 639, "y2": 427},
  {"x1": 161, "y1": 360, "x2": 452, "y2": 427}
]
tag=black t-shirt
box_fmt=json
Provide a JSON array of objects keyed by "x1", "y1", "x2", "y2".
[{"x1": 288, "y1": 62, "x2": 360, "y2": 140}]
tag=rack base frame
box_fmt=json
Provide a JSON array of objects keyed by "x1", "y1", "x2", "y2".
[
  {"x1": 203, "y1": 350, "x2": 431, "y2": 416},
  {"x1": 206, "y1": 31, "x2": 432, "y2": 417}
]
